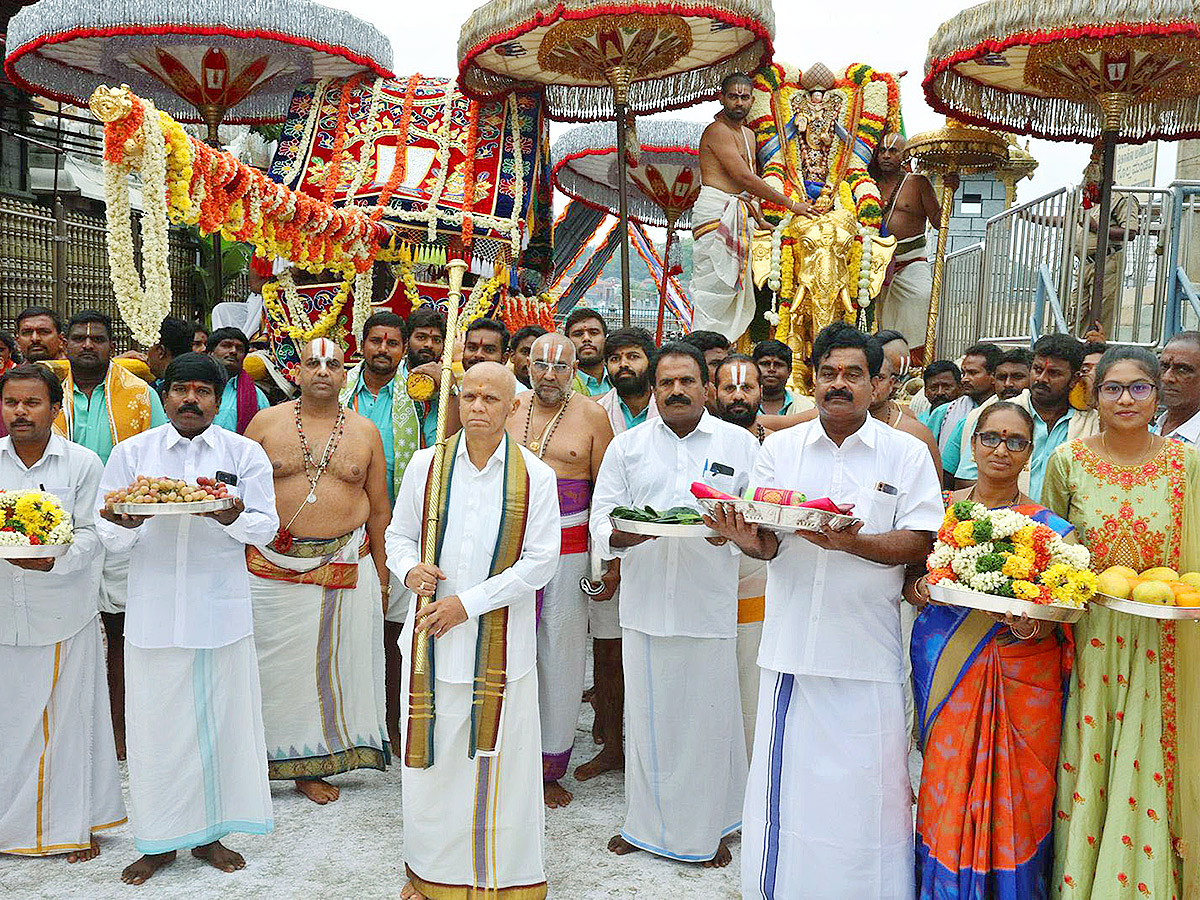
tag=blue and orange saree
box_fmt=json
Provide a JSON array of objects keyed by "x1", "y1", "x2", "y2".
[{"x1": 912, "y1": 503, "x2": 1075, "y2": 900}]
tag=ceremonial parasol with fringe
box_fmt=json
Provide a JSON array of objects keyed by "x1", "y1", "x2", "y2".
[
  {"x1": 552, "y1": 118, "x2": 702, "y2": 340},
  {"x1": 6, "y1": 0, "x2": 393, "y2": 292},
  {"x1": 923, "y1": 0, "x2": 1200, "y2": 330},
  {"x1": 458, "y1": 0, "x2": 774, "y2": 326}
]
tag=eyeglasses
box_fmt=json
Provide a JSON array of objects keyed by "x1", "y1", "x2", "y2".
[
  {"x1": 975, "y1": 431, "x2": 1032, "y2": 452},
  {"x1": 531, "y1": 361, "x2": 572, "y2": 375},
  {"x1": 1096, "y1": 380, "x2": 1156, "y2": 401}
]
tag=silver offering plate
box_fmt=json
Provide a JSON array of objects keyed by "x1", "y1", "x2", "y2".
[
  {"x1": 696, "y1": 497, "x2": 860, "y2": 533},
  {"x1": 1094, "y1": 593, "x2": 1200, "y2": 621},
  {"x1": 930, "y1": 582, "x2": 1086, "y2": 623},
  {"x1": 0, "y1": 543, "x2": 69, "y2": 558},
  {"x1": 609, "y1": 516, "x2": 717, "y2": 538},
  {"x1": 108, "y1": 497, "x2": 234, "y2": 516}
]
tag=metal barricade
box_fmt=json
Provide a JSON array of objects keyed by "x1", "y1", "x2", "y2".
[
  {"x1": 978, "y1": 187, "x2": 1079, "y2": 345},
  {"x1": 1166, "y1": 181, "x2": 1200, "y2": 336},
  {"x1": 935, "y1": 242, "x2": 983, "y2": 359}
]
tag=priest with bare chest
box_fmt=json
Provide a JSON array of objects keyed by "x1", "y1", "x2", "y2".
[
  {"x1": 244, "y1": 338, "x2": 392, "y2": 804},
  {"x1": 506, "y1": 333, "x2": 613, "y2": 808}
]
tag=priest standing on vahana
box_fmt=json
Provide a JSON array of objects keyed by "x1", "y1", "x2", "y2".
[
  {"x1": 591, "y1": 341, "x2": 759, "y2": 867},
  {"x1": 0, "y1": 363, "x2": 125, "y2": 863},
  {"x1": 693, "y1": 73, "x2": 816, "y2": 341},
  {"x1": 339, "y1": 310, "x2": 426, "y2": 757},
  {"x1": 97, "y1": 352, "x2": 277, "y2": 885},
  {"x1": 387, "y1": 362, "x2": 559, "y2": 900},
  {"x1": 708, "y1": 323, "x2": 943, "y2": 899},
  {"x1": 245, "y1": 338, "x2": 391, "y2": 804}
]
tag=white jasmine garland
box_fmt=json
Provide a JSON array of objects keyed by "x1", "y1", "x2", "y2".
[
  {"x1": 352, "y1": 267, "x2": 374, "y2": 337},
  {"x1": 103, "y1": 97, "x2": 171, "y2": 346},
  {"x1": 927, "y1": 544, "x2": 954, "y2": 569}
]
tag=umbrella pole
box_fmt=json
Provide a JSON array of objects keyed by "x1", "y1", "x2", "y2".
[
  {"x1": 1086, "y1": 130, "x2": 1119, "y2": 332},
  {"x1": 412, "y1": 258, "x2": 469, "y2": 679},
  {"x1": 656, "y1": 215, "x2": 676, "y2": 343},
  {"x1": 924, "y1": 178, "x2": 954, "y2": 364},
  {"x1": 608, "y1": 66, "x2": 633, "y2": 328},
  {"x1": 201, "y1": 104, "x2": 225, "y2": 317}
]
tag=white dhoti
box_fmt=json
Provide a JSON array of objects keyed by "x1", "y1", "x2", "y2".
[
  {"x1": 876, "y1": 238, "x2": 932, "y2": 349},
  {"x1": 691, "y1": 184, "x2": 755, "y2": 341},
  {"x1": 125, "y1": 636, "x2": 273, "y2": 853},
  {"x1": 249, "y1": 530, "x2": 388, "y2": 779},
  {"x1": 741, "y1": 670, "x2": 913, "y2": 900},
  {"x1": 737, "y1": 556, "x2": 767, "y2": 759},
  {"x1": 0, "y1": 617, "x2": 126, "y2": 856},
  {"x1": 537, "y1": 548, "x2": 589, "y2": 782},
  {"x1": 97, "y1": 547, "x2": 130, "y2": 614},
  {"x1": 621, "y1": 629, "x2": 746, "y2": 861},
  {"x1": 401, "y1": 668, "x2": 546, "y2": 898}
]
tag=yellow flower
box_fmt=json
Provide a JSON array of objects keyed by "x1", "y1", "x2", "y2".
[
  {"x1": 1012, "y1": 580, "x2": 1041, "y2": 601},
  {"x1": 1013, "y1": 525, "x2": 1036, "y2": 547},
  {"x1": 1002, "y1": 555, "x2": 1033, "y2": 580},
  {"x1": 952, "y1": 520, "x2": 976, "y2": 547}
]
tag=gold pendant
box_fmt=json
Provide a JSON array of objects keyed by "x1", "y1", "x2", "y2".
[{"x1": 529, "y1": 440, "x2": 541, "y2": 452}]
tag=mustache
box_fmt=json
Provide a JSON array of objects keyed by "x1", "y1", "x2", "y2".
[
  {"x1": 823, "y1": 389, "x2": 854, "y2": 402},
  {"x1": 664, "y1": 394, "x2": 691, "y2": 406},
  {"x1": 9, "y1": 418, "x2": 31, "y2": 427},
  {"x1": 178, "y1": 404, "x2": 203, "y2": 415},
  {"x1": 724, "y1": 402, "x2": 753, "y2": 413}
]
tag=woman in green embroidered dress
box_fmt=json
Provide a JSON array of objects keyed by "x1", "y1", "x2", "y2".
[{"x1": 1043, "y1": 346, "x2": 1200, "y2": 898}]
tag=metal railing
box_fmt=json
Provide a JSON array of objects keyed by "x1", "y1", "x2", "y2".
[{"x1": 938, "y1": 180, "x2": 1197, "y2": 357}]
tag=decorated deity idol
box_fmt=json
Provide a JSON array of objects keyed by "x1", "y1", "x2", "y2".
[{"x1": 748, "y1": 62, "x2": 901, "y2": 388}]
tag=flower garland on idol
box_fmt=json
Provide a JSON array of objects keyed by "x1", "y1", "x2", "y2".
[{"x1": 927, "y1": 501, "x2": 1096, "y2": 606}]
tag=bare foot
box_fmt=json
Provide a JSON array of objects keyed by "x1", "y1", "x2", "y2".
[
  {"x1": 543, "y1": 781, "x2": 573, "y2": 808},
  {"x1": 191, "y1": 841, "x2": 245, "y2": 873},
  {"x1": 608, "y1": 835, "x2": 639, "y2": 856},
  {"x1": 120, "y1": 851, "x2": 176, "y2": 884},
  {"x1": 295, "y1": 778, "x2": 340, "y2": 804},
  {"x1": 703, "y1": 837, "x2": 732, "y2": 868},
  {"x1": 67, "y1": 837, "x2": 99, "y2": 863},
  {"x1": 592, "y1": 709, "x2": 604, "y2": 744},
  {"x1": 400, "y1": 879, "x2": 428, "y2": 899},
  {"x1": 575, "y1": 748, "x2": 623, "y2": 781}
]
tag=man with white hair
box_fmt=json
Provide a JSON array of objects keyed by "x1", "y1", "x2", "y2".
[
  {"x1": 388, "y1": 362, "x2": 560, "y2": 899},
  {"x1": 506, "y1": 333, "x2": 612, "y2": 808}
]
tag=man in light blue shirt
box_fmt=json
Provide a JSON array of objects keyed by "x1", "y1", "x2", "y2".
[
  {"x1": 207, "y1": 327, "x2": 268, "y2": 434},
  {"x1": 957, "y1": 334, "x2": 1094, "y2": 501},
  {"x1": 565, "y1": 308, "x2": 612, "y2": 397}
]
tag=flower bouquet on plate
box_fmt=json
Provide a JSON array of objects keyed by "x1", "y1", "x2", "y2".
[
  {"x1": 926, "y1": 501, "x2": 1095, "y2": 618},
  {"x1": 0, "y1": 489, "x2": 73, "y2": 555}
]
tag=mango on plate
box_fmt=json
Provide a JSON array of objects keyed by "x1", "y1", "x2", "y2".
[
  {"x1": 1141, "y1": 566, "x2": 1180, "y2": 582},
  {"x1": 1180, "y1": 572, "x2": 1200, "y2": 590},
  {"x1": 1175, "y1": 591, "x2": 1200, "y2": 607},
  {"x1": 1132, "y1": 580, "x2": 1176, "y2": 605},
  {"x1": 1097, "y1": 569, "x2": 1132, "y2": 599},
  {"x1": 1105, "y1": 565, "x2": 1140, "y2": 579}
]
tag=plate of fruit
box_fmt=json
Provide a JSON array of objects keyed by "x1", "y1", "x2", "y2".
[
  {"x1": 105, "y1": 477, "x2": 235, "y2": 515},
  {"x1": 1093, "y1": 566, "x2": 1200, "y2": 620}
]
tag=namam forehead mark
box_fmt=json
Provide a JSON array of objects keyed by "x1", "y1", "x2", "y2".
[
  {"x1": 721, "y1": 362, "x2": 755, "y2": 391},
  {"x1": 302, "y1": 337, "x2": 343, "y2": 369},
  {"x1": 532, "y1": 333, "x2": 575, "y2": 364},
  {"x1": 882, "y1": 133, "x2": 904, "y2": 150}
]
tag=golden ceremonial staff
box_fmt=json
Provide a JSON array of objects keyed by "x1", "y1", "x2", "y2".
[{"x1": 411, "y1": 258, "x2": 468, "y2": 679}]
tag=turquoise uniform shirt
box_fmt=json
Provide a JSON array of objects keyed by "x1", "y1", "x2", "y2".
[
  {"x1": 619, "y1": 395, "x2": 651, "y2": 431},
  {"x1": 578, "y1": 369, "x2": 612, "y2": 397},
  {"x1": 71, "y1": 381, "x2": 167, "y2": 464},
  {"x1": 941, "y1": 417, "x2": 966, "y2": 480},
  {"x1": 211, "y1": 377, "x2": 269, "y2": 434},
  {"x1": 956, "y1": 406, "x2": 1077, "y2": 503},
  {"x1": 348, "y1": 376, "x2": 397, "y2": 504},
  {"x1": 924, "y1": 401, "x2": 952, "y2": 443}
]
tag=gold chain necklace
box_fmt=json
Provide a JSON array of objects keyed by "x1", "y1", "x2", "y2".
[
  {"x1": 1100, "y1": 431, "x2": 1156, "y2": 467},
  {"x1": 523, "y1": 391, "x2": 573, "y2": 458}
]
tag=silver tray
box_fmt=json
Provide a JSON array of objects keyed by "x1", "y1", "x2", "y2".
[
  {"x1": 0, "y1": 543, "x2": 70, "y2": 558},
  {"x1": 930, "y1": 582, "x2": 1087, "y2": 623},
  {"x1": 610, "y1": 516, "x2": 716, "y2": 538},
  {"x1": 696, "y1": 497, "x2": 860, "y2": 533},
  {"x1": 1094, "y1": 593, "x2": 1200, "y2": 621},
  {"x1": 108, "y1": 497, "x2": 234, "y2": 515}
]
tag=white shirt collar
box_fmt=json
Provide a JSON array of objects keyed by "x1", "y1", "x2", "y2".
[
  {"x1": 163, "y1": 422, "x2": 220, "y2": 450},
  {"x1": 652, "y1": 408, "x2": 714, "y2": 439},
  {"x1": 455, "y1": 432, "x2": 507, "y2": 473},
  {"x1": 1157, "y1": 407, "x2": 1200, "y2": 442},
  {"x1": 803, "y1": 411, "x2": 879, "y2": 450},
  {"x1": 0, "y1": 431, "x2": 67, "y2": 468}
]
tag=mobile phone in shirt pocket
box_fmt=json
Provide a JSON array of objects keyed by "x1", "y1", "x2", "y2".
[{"x1": 863, "y1": 483, "x2": 899, "y2": 532}]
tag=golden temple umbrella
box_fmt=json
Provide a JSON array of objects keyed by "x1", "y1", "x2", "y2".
[
  {"x1": 458, "y1": 0, "x2": 774, "y2": 326},
  {"x1": 904, "y1": 120, "x2": 1009, "y2": 362},
  {"x1": 924, "y1": 0, "x2": 1200, "y2": 329},
  {"x1": 551, "y1": 118, "x2": 702, "y2": 340}
]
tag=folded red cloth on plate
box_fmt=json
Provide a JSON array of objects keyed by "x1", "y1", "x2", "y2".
[
  {"x1": 690, "y1": 482, "x2": 738, "y2": 501},
  {"x1": 797, "y1": 497, "x2": 853, "y2": 514}
]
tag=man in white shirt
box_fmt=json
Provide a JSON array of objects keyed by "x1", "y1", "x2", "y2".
[
  {"x1": 708, "y1": 323, "x2": 943, "y2": 899},
  {"x1": 98, "y1": 353, "x2": 279, "y2": 885},
  {"x1": 0, "y1": 364, "x2": 125, "y2": 862},
  {"x1": 1156, "y1": 331, "x2": 1200, "y2": 443},
  {"x1": 591, "y1": 342, "x2": 759, "y2": 868},
  {"x1": 387, "y1": 362, "x2": 559, "y2": 900}
]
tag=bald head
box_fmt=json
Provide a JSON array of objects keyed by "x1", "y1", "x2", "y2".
[{"x1": 460, "y1": 361, "x2": 519, "y2": 442}]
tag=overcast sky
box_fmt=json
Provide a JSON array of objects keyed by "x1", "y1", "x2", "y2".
[{"x1": 323, "y1": 0, "x2": 1178, "y2": 208}]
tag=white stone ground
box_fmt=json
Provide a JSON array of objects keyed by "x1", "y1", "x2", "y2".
[{"x1": 0, "y1": 699, "x2": 745, "y2": 899}]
